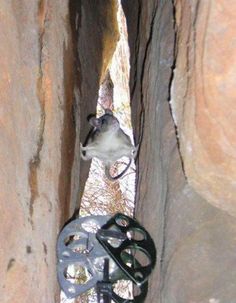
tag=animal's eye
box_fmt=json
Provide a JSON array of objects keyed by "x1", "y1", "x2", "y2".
[{"x1": 101, "y1": 118, "x2": 107, "y2": 125}]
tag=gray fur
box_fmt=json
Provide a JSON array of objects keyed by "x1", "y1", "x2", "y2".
[{"x1": 80, "y1": 109, "x2": 137, "y2": 180}]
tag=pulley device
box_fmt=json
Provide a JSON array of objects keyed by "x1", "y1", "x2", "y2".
[{"x1": 57, "y1": 213, "x2": 156, "y2": 302}]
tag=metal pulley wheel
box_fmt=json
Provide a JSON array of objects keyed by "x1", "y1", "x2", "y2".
[{"x1": 57, "y1": 213, "x2": 156, "y2": 302}]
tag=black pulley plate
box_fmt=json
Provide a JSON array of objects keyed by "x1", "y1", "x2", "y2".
[{"x1": 56, "y1": 213, "x2": 156, "y2": 302}]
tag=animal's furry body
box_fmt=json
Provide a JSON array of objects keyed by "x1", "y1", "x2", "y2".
[{"x1": 81, "y1": 109, "x2": 137, "y2": 180}]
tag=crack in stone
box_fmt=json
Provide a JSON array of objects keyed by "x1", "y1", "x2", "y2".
[
  {"x1": 28, "y1": 0, "x2": 48, "y2": 226},
  {"x1": 135, "y1": 3, "x2": 158, "y2": 201},
  {"x1": 139, "y1": 2, "x2": 158, "y2": 127},
  {"x1": 167, "y1": 0, "x2": 187, "y2": 180},
  {"x1": 152, "y1": 1, "x2": 177, "y2": 301},
  {"x1": 7, "y1": 258, "x2": 16, "y2": 271},
  {"x1": 29, "y1": 108, "x2": 45, "y2": 226},
  {"x1": 130, "y1": 0, "x2": 141, "y2": 100}
]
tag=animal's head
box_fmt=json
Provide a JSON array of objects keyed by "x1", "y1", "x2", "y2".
[{"x1": 89, "y1": 109, "x2": 120, "y2": 132}]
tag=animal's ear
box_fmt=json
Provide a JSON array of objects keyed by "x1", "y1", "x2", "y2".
[
  {"x1": 89, "y1": 117, "x2": 101, "y2": 128},
  {"x1": 104, "y1": 109, "x2": 113, "y2": 115}
]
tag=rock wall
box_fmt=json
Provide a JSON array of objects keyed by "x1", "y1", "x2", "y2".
[
  {"x1": 70, "y1": 0, "x2": 119, "y2": 206},
  {"x1": 122, "y1": 0, "x2": 236, "y2": 302},
  {"x1": 171, "y1": 0, "x2": 236, "y2": 216},
  {"x1": 0, "y1": 1, "x2": 119, "y2": 302},
  {"x1": 0, "y1": 1, "x2": 75, "y2": 302},
  {"x1": 2, "y1": 0, "x2": 236, "y2": 302}
]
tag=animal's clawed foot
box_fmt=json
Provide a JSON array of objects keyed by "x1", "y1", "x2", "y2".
[
  {"x1": 80, "y1": 143, "x2": 88, "y2": 160},
  {"x1": 132, "y1": 144, "x2": 139, "y2": 159}
]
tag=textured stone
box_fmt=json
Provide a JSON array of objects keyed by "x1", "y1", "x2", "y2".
[
  {"x1": 123, "y1": 0, "x2": 236, "y2": 302},
  {"x1": 70, "y1": 0, "x2": 119, "y2": 205},
  {"x1": 171, "y1": 0, "x2": 236, "y2": 216},
  {"x1": 0, "y1": 1, "x2": 120, "y2": 301},
  {"x1": 123, "y1": 1, "x2": 176, "y2": 301},
  {"x1": 0, "y1": 1, "x2": 75, "y2": 302},
  {"x1": 2, "y1": 0, "x2": 236, "y2": 302}
]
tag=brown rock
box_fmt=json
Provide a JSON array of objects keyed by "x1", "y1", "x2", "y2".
[
  {"x1": 71, "y1": 0, "x2": 120, "y2": 204},
  {"x1": 171, "y1": 0, "x2": 236, "y2": 216},
  {"x1": 123, "y1": 0, "x2": 236, "y2": 302},
  {"x1": 0, "y1": 1, "x2": 120, "y2": 301},
  {"x1": 2, "y1": 0, "x2": 236, "y2": 302},
  {"x1": 0, "y1": 1, "x2": 75, "y2": 302}
]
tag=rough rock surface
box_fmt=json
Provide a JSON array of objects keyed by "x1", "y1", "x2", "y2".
[
  {"x1": 0, "y1": 1, "x2": 119, "y2": 302},
  {"x1": 122, "y1": 0, "x2": 236, "y2": 302},
  {"x1": 171, "y1": 0, "x2": 236, "y2": 216},
  {"x1": 0, "y1": 1, "x2": 75, "y2": 302},
  {"x1": 2, "y1": 0, "x2": 236, "y2": 302},
  {"x1": 70, "y1": 0, "x2": 119, "y2": 207}
]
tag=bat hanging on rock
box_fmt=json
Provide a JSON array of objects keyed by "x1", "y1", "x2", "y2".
[{"x1": 80, "y1": 109, "x2": 138, "y2": 181}]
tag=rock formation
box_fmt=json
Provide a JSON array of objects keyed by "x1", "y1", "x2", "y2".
[
  {"x1": 1, "y1": 0, "x2": 236, "y2": 302},
  {"x1": 70, "y1": 0, "x2": 119, "y2": 205},
  {"x1": 0, "y1": 1, "x2": 76, "y2": 302},
  {"x1": 0, "y1": 1, "x2": 118, "y2": 302},
  {"x1": 122, "y1": 0, "x2": 236, "y2": 302},
  {"x1": 171, "y1": 0, "x2": 236, "y2": 216}
]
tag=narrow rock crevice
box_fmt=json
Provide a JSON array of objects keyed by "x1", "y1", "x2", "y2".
[
  {"x1": 130, "y1": 0, "x2": 141, "y2": 99},
  {"x1": 134, "y1": 2, "x2": 159, "y2": 208},
  {"x1": 138, "y1": 3, "x2": 158, "y2": 135},
  {"x1": 1, "y1": 1, "x2": 236, "y2": 303},
  {"x1": 167, "y1": 1, "x2": 186, "y2": 178},
  {"x1": 28, "y1": 1, "x2": 48, "y2": 223}
]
